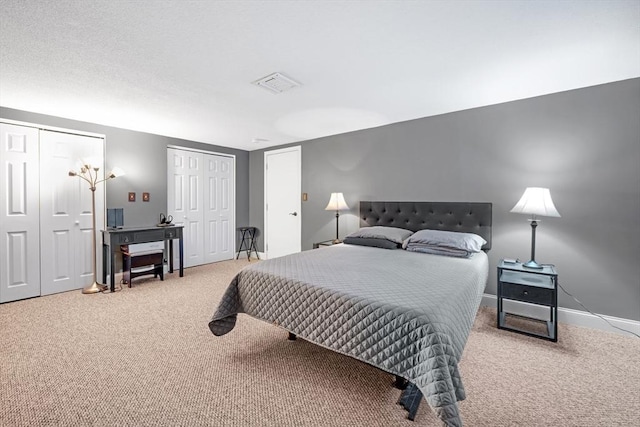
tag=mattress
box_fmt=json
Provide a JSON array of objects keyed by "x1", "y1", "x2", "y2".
[{"x1": 209, "y1": 244, "x2": 488, "y2": 426}]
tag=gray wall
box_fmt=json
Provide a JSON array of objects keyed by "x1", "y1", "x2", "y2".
[
  {"x1": 0, "y1": 106, "x2": 250, "y2": 246},
  {"x1": 249, "y1": 79, "x2": 640, "y2": 321}
]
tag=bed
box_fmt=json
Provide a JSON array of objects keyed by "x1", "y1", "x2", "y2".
[{"x1": 209, "y1": 201, "x2": 492, "y2": 427}]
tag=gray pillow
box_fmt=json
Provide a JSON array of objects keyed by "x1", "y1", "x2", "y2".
[
  {"x1": 404, "y1": 245, "x2": 472, "y2": 258},
  {"x1": 345, "y1": 226, "x2": 414, "y2": 245},
  {"x1": 343, "y1": 236, "x2": 400, "y2": 249},
  {"x1": 403, "y1": 229, "x2": 486, "y2": 253}
]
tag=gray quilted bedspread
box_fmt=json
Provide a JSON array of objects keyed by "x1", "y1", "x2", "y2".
[{"x1": 209, "y1": 244, "x2": 488, "y2": 426}]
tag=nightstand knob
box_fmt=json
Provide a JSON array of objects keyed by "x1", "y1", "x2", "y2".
[{"x1": 523, "y1": 291, "x2": 529, "y2": 296}]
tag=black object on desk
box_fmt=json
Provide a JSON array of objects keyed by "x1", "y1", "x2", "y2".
[
  {"x1": 236, "y1": 227, "x2": 259, "y2": 260},
  {"x1": 107, "y1": 208, "x2": 124, "y2": 228},
  {"x1": 102, "y1": 225, "x2": 184, "y2": 293}
]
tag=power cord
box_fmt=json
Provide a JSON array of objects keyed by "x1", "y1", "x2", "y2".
[
  {"x1": 99, "y1": 280, "x2": 123, "y2": 293},
  {"x1": 557, "y1": 282, "x2": 639, "y2": 339},
  {"x1": 539, "y1": 263, "x2": 640, "y2": 339}
]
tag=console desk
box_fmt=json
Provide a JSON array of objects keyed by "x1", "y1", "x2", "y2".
[{"x1": 102, "y1": 225, "x2": 184, "y2": 292}]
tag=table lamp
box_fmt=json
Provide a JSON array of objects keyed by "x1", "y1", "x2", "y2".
[
  {"x1": 325, "y1": 192, "x2": 349, "y2": 243},
  {"x1": 510, "y1": 187, "x2": 560, "y2": 269}
]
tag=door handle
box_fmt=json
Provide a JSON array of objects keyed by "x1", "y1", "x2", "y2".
[{"x1": 289, "y1": 212, "x2": 298, "y2": 216}]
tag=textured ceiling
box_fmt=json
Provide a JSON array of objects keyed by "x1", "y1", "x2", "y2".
[{"x1": 1, "y1": 0, "x2": 638, "y2": 151}]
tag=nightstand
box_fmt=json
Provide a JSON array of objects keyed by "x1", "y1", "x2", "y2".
[
  {"x1": 497, "y1": 260, "x2": 558, "y2": 342},
  {"x1": 313, "y1": 240, "x2": 338, "y2": 249}
]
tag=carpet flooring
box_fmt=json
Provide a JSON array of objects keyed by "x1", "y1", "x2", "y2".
[{"x1": 1, "y1": 259, "x2": 639, "y2": 426}]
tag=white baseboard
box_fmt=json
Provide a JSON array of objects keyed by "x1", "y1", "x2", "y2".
[{"x1": 481, "y1": 294, "x2": 640, "y2": 338}]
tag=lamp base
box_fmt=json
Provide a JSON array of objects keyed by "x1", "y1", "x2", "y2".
[
  {"x1": 82, "y1": 282, "x2": 108, "y2": 294},
  {"x1": 332, "y1": 238, "x2": 342, "y2": 244},
  {"x1": 522, "y1": 259, "x2": 543, "y2": 270}
]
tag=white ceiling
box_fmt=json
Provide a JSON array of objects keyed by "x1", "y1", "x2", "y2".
[{"x1": 1, "y1": 0, "x2": 638, "y2": 151}]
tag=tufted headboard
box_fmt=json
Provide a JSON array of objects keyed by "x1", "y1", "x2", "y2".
[{"x1": 359, "y1": 201, "x2": 492, "y2": 250}]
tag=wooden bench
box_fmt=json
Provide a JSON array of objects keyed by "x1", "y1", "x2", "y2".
[{"x1": 121, "y1": 245, "x2": 164, "y2": 287}]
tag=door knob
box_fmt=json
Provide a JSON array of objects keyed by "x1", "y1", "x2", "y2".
[{"x1": 289, "y1": 212, "x2": 298, "y2": 216}]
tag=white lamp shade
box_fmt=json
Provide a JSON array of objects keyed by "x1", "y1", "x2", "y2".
[
  {"x1": 324, "y1": 192, "x2": 349, "y2": 211},
  {"x1": 510, "y1": 187, "x2": 561, "y2": 218},
  {"x1": 109, "y1": 166, "x2": 126, "y2": 178}
]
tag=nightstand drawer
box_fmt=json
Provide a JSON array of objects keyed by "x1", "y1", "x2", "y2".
[
  {"x1": 501, "y1": 282, "x2": 554, "y2": 305},
  {"x1": 499, "y1": 270, "x2": 554, "y2": 288}
]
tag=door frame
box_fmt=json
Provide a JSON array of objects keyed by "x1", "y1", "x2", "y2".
[
  {"x1": 264, "y1": 145, "x2": 301, "y2": 259},
  {"x1": 0, "y1": 118, "x2": 106, "y2": 140}
]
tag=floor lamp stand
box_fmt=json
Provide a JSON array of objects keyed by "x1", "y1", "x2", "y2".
[
  {"x1": 70, "y1": 162, "x2": 123, "y2": 294},
  {"x1": 82, "y1": 186, "x2": 107, "y2": 294}
]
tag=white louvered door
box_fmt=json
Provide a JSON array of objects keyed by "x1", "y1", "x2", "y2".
[{"x1": 0, "y1": 124, "x2": 40, "y2": 303}]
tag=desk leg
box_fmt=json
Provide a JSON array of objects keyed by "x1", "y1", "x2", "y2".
[
  {"x1": 102, "y1": 243, "x2": 108, "y2": 285},
  {"x1": 110, "y1": 246, "x2": 116, "y2": 293},
  {"x1": 179, "y1": 237, "x2": 184, "y2": 277},
  {"x1": 169, "y1": 240, "x2": 174, "y2": 274}
]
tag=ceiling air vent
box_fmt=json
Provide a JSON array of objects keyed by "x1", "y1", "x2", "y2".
[{"x1": 252, "y1": 72, "x2": 301, "y2": 94}]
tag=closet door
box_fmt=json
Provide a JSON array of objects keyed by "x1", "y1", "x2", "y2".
[
  {"x1": 167, "y1": 148, "x2": 204, "y2": 268},
  {"x1": 167, "y1": 148, "x2": 235, "y2": 267},
  {"x1": 203, "y1": 154, "x2": 235, "y2": 263},
  {"x1": 39, "y1": 131, "x2": 105, "y2": 295},
  {"x1": 0, "y1": 124, "x2": 40, "y2": 303}
]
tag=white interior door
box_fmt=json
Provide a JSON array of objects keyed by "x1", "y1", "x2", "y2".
[
  {"x1": 0, "y1": 124, "x2": 40, "y2": 303},
  {"x1": 39, "y1": 131, "x2": 104, "y2": 295},
  {"x1": 203, "y1": 154, "x2": 235, "y2": 263},
  {"x1": 167, "y1": 148, "x2": 204, "y2": 267},
  {"x1": 264, "y1": 146, "x2": 301, "y2": 259}
]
